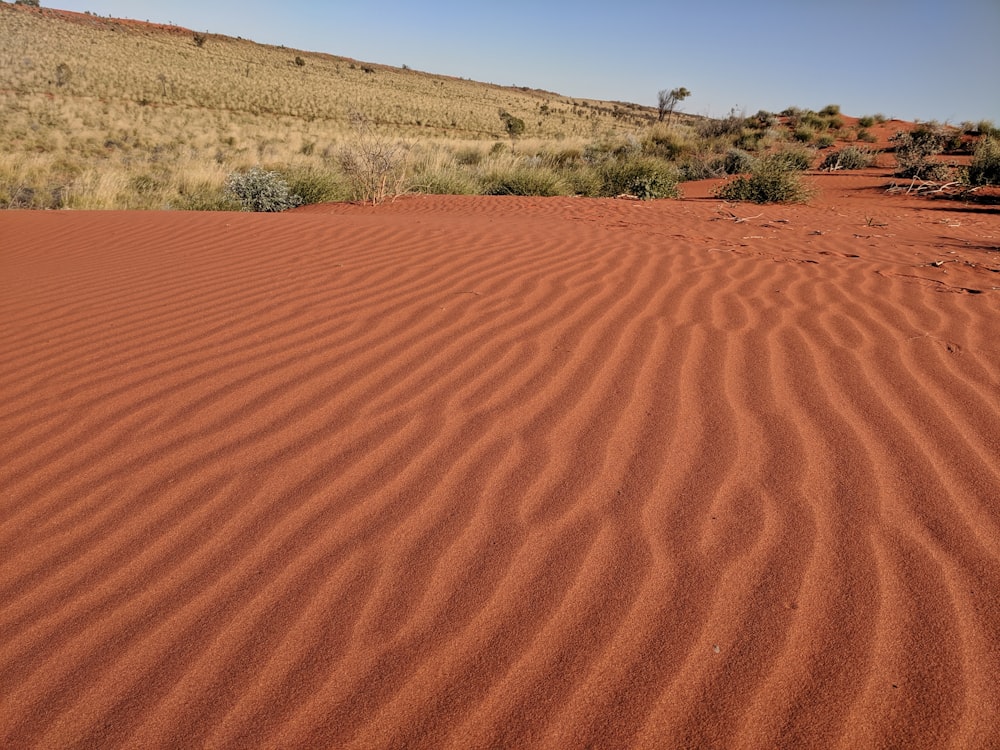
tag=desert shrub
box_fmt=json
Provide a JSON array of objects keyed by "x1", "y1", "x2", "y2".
[
  {"x1": 892, "y1": 124, "x2": 948, "y2": 179},
  {"x1": 338, "y1": 115, "x2": 409, "y2": 204},
  {"x1": 815, "y1": 134, "x2": 835, "y2": 149},
  {"x1": 824, "y1": 115, "x2": 844, "y2": 130},
  {"x1": 454, "y1": 147, "x2": 484, "y2": 166},
  {"x1": 544, "y1": 146, "x2": 585, "y2": 168},
  {"x1": 225, "y1": 166, "x2": 303, "y2": 211},
  {"x1": 284, "y1": 167, "x2": 349, "y2": 204},
  {"x1": 857, "y1": 115, "x2": 876, "y2": 128},
  {"x1": 415, "y1": 170, "x2": 477, "y2": 195},
  {"x1": 696, "y1": 113, "x2": 745, "y2": 139},
  {"x1": 770, "y1": 146, "x2": 814, "y2": 171},
  {"x1": 793, "y1": 126, "x2": 815, "y2": 143},
  {"x1": 856, "y1": 128, "x2": 878, "y2": 143},
  {"x1": 967, "y1": 137, "x2": 1000, "y2": 186},
  {"x1": 721, "y1": 148, "x2": 755, "y2": 174},
  {"x1": 192, "y1": 33, "x2": 207, "y2": 48},
  {"x1": 562, "y1": 166, "x2": 603, "y2": 196},
  {"x1": 820, "y1": 145, "x2": 877, "y2": 170},
  {"x1": 597, "y1": 156, "x2": 680, "y2": 199},
  {"x1": 976, "y1": 120, "x2": 999, "y2": 138},
  {"x1": 175, "y1": 183, "x2": 237, "y2": 211},
  {"x1": 715, "y1": 155, "x2": 813, "y2": 203},
  {"x1": 642, "y1": 125, "x2": 686, "y2": 159},
  {"x1": 678, "y1": 154, "x2": 726, "y2": 181},
  {"x1": 800, "y1": 111, "x2": 826, "y2": 130},
  {"x1": 479, "y1": 166, "x2": 568, "y2": 196},
  {"x1": 820, "y1": 104, "x2": 841, "y2": 116},
  {"x1": 294, "y1": 56, "x2": 306, "y2": 67},
  {"x1": 735, "y1": 129, "x2": 766, "y2": 151}
]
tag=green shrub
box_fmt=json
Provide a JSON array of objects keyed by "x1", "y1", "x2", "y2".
[
  {"x1": 892, "y1": 124, "x2": 948, "y2": 179},
  {"x1": 793, "y1": 126, "x2": 815, "y2": 143},
  {"x1": 696, "y1": 113, "x2": 746, "y2": 139},
  {"x1": 175, "y1": 183, "x2": 238, "y2": 211},
  {"x1": 820, "y1": 104, "x2": 841, "y2": 116},
  {"x1": 284, "y1": 167, "x2": 349, "y2": 204},
  {"x1": 858, "y1": 115, "x2": 876, "y2": 128},
  {"x1": 820, "y1": 145, "x2": 877, "y2": 170},
  {"x1": 479, "y1": 166, "x2": 568, "y2": 196},
  {"x1": 815, "y1": 134, "x2": 835, "y2": 149},
  {"x1": 967, "y1": 137, "x2": 1000, "y2": 186},
  {"x1": 722, "y1": 149, "x2": 755, "y2": 174},
  {"x1": 714, "y1": 155, "x2": 814, "y2": 203},
  {"x1": 856, "y1": 128, "x2": 878, "y2": 143},
  {"x1": 974, "y1": 120, "x2": 999, "y2": 138},
  {"x1": 225, "y1": 166, "x2": 303, "y2": 211},
  {"x1": 598, "y1": 156, "x2": 680, "y2": 199},
  {"x1": 455, "y1": 147, "x2": 484, "y2": 166},
  {"x1": 642, "y1": 126, "x2": 686, "y2": 159},
  {"x1": 678, "y1": 154, "x2": 726, "y2": 181},
  {"x1": 771, "y1": 146, "x2": 814, "y2": 171}
]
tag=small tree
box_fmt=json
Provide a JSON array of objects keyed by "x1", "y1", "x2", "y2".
[
  {"x1": 499, "y1": 110, "x2": 526, "y2": 142},
  {"x1": 657, "y1": 87, "x2": 690, "y2": 124}
]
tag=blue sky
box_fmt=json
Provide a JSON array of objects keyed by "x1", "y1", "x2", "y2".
[{"x1": 50, "y1": 0, "x2": 1000, "y2": 124}]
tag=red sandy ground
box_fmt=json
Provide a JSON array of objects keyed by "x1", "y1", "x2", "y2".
[{"x1": 2, "y1": 171, "x2": 999, "y2": 749}]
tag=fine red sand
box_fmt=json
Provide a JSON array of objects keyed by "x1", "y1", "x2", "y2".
[{"x1": 2, "y1": 178, "x2": 999, "y2": 749}]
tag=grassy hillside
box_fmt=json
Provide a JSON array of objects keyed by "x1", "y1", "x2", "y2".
[
  {"x1": 1, "y1": 4, "x2": 660, "y2": 137},
  {"x1": 13, "y1": 4, "x2": 988, "y2": 209},
  {"x1": 1, "y1": 3, "x2": 693, "y2": 208}
]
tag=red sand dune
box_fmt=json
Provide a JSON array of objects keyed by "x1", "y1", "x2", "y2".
[{"x1": 2, "y1": 178, "x2": 999, "y2": 749}]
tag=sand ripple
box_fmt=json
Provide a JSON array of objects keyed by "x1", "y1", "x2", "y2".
[{"x1": 2, "y1": 192, "x2": 999, "y2": 748}]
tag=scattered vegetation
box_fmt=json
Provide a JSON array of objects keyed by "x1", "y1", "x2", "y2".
[{"x1": 1, "y1": 3, "x2": 994, "y2": 210}]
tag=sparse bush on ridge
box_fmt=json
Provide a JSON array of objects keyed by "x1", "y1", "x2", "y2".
[
  {"x1": 225, "y1": 166, "x2": 302, "y2": 211},
  {"x1": 820, "y1": 145, "x2": 877, "y2": 170}
]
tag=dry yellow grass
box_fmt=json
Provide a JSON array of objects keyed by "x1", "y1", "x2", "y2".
[{"x1": 0, "y1": 3, "x2": 701, "y2": 208}]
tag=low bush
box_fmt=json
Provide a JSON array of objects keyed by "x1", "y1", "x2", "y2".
[
  {"x1": 892, "y1": 124, "x2": 947, "y2": 179},
  {"x1": 597, "y1": 156, "x2": 680, "y2": 199},
  {"x1": 858, "y1": 115, "x2": 876, "y2": 128},
  {"x1": 225, "y1": 166, "x2": 303, "y2": 211},
  {"x1": 770, "y1": 146, "x2": 814, "y2": 171},
  {"x1": 721, "y1": 149, "x2": 755, "y2": 175},
  {"x1": 714, "y1": 155, "x2": 814, "y2": 203},
  {"x1": 284, "y1": 167, "x2": 349, "y2": 204},
  {"x1": 820, "y1": 145, "x2": 877, "y2": 170},
  {"x1": 967, "y1": 137, "x2": 1000, "y2": 186},
  {"x1": 479, "y1": 166, "x2": 569, "y2": 196}
]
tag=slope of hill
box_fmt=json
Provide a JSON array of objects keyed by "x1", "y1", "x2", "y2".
[{"x1": 0, "y1": 3, "x2": 658, "y2": 139}]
